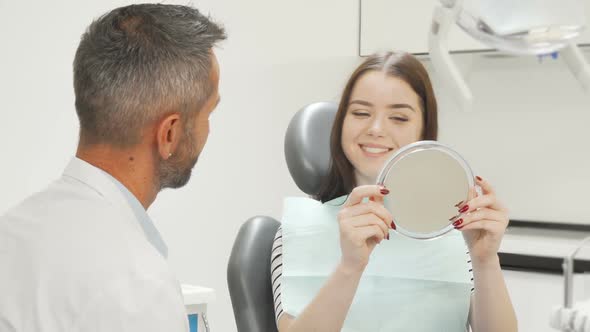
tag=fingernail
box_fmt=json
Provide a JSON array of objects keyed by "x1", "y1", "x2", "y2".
[
  {"x1": 476, "y1": 176, "x2": 483, "y2": 181},
  {"x1": 386, "y1": 233, "x2": 390, "y2": 240},
  {"x1": 454, "y1": 200, "x2": 464, "y2": 207},
  {"x1": 391, "y1": 221, "x2": 396, "y2": 230},
  {"x1": 453, "y1": 218, "x2": 463, "y2": 227},
  {"x1": 459, "y1": 205, "x2": 469, "y2": 213},
  {"x1": 380, "y1": 188, "x2": 390, "y2": 195}
]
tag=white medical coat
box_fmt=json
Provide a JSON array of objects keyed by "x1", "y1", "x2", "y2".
[{"x1": 0, "y1": 158, "x2": 189, "y2": 331}]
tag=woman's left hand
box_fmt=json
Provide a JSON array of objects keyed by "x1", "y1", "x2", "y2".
[{"x1": 453, "y1": 176, "x2": 509, "y2": 265}]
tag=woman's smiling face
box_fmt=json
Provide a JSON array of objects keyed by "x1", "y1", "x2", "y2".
[{"x1": 341, "y1": 70, "x2": 424, "y2": 185}]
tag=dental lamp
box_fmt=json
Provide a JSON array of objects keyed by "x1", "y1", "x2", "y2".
[{"x1": 429, "y1": 0, "x2": 590, "y2": 111}]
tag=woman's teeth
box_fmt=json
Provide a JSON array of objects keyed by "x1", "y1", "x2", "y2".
[{"x1": 361, "y1": 146, "x2": 390, "y2": 154}]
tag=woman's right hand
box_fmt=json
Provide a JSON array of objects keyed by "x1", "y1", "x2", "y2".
[{"x1": 337, "y1": 185, "x2": 394, "y2": 273}]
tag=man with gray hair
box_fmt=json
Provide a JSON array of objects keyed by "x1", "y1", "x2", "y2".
[{"x1": 0, "y1": 4, "x2": 225, "y2": 331}]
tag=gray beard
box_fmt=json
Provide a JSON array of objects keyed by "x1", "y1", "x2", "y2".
[
  {"x1": 157, "y1": 153, "x2": 199, "y2": 190},
  {"x1": 157, "y1": 126, "x2": 200, "y2": 190}
]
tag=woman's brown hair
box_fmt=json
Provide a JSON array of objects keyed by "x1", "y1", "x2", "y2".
[{"x1": 315, "y1": 51, "x2": 438, "y2": 203}]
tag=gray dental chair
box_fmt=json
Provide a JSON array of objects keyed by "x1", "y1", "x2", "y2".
[{"x1": 227, "y1": 102, "x2": 338, "y2": 332}]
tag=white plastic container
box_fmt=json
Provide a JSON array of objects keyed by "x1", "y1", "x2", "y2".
[{"x1": 182, "y1": 284, "x2": 216, "y2": 332}]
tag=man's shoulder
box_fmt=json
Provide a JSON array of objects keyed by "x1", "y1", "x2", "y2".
[
  {"x1": 0, "y1": 174, "x2": 145, "y2": 266},
  {"x1": 1, "y1": 175, "x2": 123, "y2": 225}
]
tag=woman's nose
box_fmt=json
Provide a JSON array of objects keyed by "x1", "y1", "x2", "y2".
[{"x1": 366, "y1": 116, "x2": 385, "y2": 137}]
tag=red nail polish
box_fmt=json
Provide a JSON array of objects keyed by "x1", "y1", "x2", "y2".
[
  {"x1": 391, "y1": 221, "x2": 396, "y2": 230},
  {"x1": 449, "y1": 214, "x2": 460, "y2": 221},
  {"x1": 459, "y1": 205, "x2": 469, "y2": 213},
  {"x1": 453, "y1": 219, "x2": 463, "y2": 227},
  {"x1": 476, "y1": 176, "x2": 483, "y2": 181},
  {"x1": 386, "y1": 233, "x2": 390, "y2": 240},
  {"x1": 380, "y1": 188, "x2": 390, "y2": 195}
]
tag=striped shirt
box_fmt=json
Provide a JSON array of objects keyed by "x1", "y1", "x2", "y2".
[{"x1": 270, "y1": 226, "x2": 475, "y2": 324}]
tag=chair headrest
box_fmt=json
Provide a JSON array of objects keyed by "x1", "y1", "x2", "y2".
[{"x1": 284, "y1": 102, "x2": 338, "y2": 196}]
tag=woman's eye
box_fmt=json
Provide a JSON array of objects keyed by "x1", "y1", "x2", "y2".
[
  {"x1": 352, "y1": 111, "x2": 370, "y2": 117},
  {"x1": 390, "y1": 117, "x2": 408, "y2": 122}
]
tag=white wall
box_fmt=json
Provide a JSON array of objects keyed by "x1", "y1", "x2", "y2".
[{"x1": 1, "y1": 1, "x2": 589, "y2": 331}]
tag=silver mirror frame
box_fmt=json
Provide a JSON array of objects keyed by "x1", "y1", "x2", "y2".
[{"x1": 376, "y1": 140, "x2": 475, "y2": 240}]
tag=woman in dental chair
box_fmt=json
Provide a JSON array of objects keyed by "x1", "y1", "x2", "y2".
[{"x1": 270, "y1": 52, "x2": 517, "y2": 332}]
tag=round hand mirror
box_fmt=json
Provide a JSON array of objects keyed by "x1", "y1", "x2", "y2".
[{"x1": 376, "y1": 141, "x2": 475, "y2": 240}]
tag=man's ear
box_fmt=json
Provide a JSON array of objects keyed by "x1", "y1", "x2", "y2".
[{"x1": 155, "y1": 113, "x2": 182, "y2": 160}]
